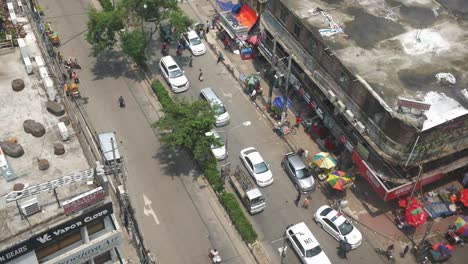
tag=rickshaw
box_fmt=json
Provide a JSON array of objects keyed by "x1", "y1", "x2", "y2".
[
  {"x1": 64, "y1": 83, "x2": 80, "y2": 98},
  {"x1": 45, "y1": 22, "x2": 60, "y2": 46}
]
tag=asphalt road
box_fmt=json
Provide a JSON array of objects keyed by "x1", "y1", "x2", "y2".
[
  {"x1": 38, "y1": 0, "x2": 249, "y2": 263},
  {"x1": 40, "y1": 0, "x2": 386, "y2": 263},
  {"x1": 153, "y1": 1, "x2": 388, "y2": 264}
]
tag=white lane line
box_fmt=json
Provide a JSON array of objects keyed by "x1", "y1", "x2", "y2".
[{"x1": 143, "y1": 193, "x2": 160, "y2": 225}]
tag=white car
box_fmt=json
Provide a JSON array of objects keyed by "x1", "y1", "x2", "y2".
[
  {"x1": 206, "y1": 130, "x2": 227, "y2": 160},
  {"x1": 286, "y1": 222, "x2": 331, "y2": 264},
  {"x1": 159, "y1": 56, "x2": 189, "y2": 93},
  {"x1": 183, "y1": 30, "x2": 206, "y2": 56},
  {"x1": 314, "y1": 205, "x2": 363, "y2": 249},
  {"x1": 239, "y1": 147, "x2": 273, "y2": 187}
]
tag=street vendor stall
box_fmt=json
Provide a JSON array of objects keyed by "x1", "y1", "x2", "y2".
[{"x1": 423, "y1": 182, "x2": 463, "y2": 219}]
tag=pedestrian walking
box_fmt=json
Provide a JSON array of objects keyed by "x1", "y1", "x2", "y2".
[
  {"x1": 400, "y1": 245, "x2": 410, "y2": 258},
  {"x1": 294, "y1": 192, "x2": 301, "y2": 207},
  {"x1": 62, "y1": 73, "x2": 67, "y2": 81},
  {"x1": 206, "y1": 20, "x2": 211, "y2": 34},
  {"x1": 211, "y1": 17, "x2": 216, "y2": 29},
  {"x1": 198, "y1": 68, "x2": 203, "y2": 81},
  {"x1": 217, "y1": 51, "x2": 224, "y2": 64},
  {"x1": 302, "y1": 196, "x2": 310, "y2": 209},
  {"x1": 189, "y1": 55, "x2": 193, "y2": 67},
  {"x1": 57, "y1": 51, "x2": 63, "y2": 63},
  {"x1": 295, "y1": 114, "x2": 301, "y2": 128}
]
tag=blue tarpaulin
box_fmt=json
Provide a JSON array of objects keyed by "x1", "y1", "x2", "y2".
[
  {"x1": 273, "y1": 96, "x2": 292, "y2": 109},
  {"x1": 216, "y1": 0, "x2": 233, "y2": 11}
]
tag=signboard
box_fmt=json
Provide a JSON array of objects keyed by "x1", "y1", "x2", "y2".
[
  {"x1": 51, "y1": 232, "x2": 121, "y2": 264},
  {"x1": 63, "y1": 187, "x2": 106, "y2": 214},
  {"x1": 4, "y1": 168, "x2": 95, "y2": 203},
  {"x1": 0, "y1": 146, "x2": 17, "y2": 181},
  {"x1": 258, "y1": 42, "x2": 273, "y2": 59},
  {"x1": 0, "y1": 202, "x2": 113, "y2": 263},
  {"x1": 397, "y1": 97, "x2": 431, "y2": 111}
]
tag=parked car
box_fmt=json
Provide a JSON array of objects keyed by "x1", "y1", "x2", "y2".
[
  {"x1": 281, "y1": 152, "x2": 315, "y2": 194},
  {"x1": 200, "y1": 87, "x2": 230, "y2": 126},
  {"x1": 183, "y1": 30, "x2": 206, "y2": 56},
  {"x1": 159, "y1": 56, "x2": 189, "y2": 93},
  {"x1": 314, "y1": 205, "x2": 363, "y2": 249},
  {"x1": 286, "y1": 222, "x2": 331, "y2": 264},
  {"x1": 205, "y1": 130, "x2": 227, "y2": 160},
  {"x1": 239, "y1": 147, "x2": 273, "y2": 187}
]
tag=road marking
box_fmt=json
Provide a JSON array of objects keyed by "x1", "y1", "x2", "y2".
[{"x1": 143, "y1": 193, "x2": 160, "y2": 225}]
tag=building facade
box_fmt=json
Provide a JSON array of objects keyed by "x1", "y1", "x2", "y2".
[
  {"x1": 257, "y1": 0, "x2": 468, "y2": 200},
  {"x1": 0, "y1": 201, "x2": 122, "y2": 264}
]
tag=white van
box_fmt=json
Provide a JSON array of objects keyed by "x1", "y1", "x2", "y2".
[
  {"x1": 200, "y1": 87, "x2": 230, "y2": 127},
  {"x1": 97, "y1": 132, "x2": 121, "y2": 164},
  {"x1": 286, "y1": 222, "x2": 331, "y2": 264},
  {"x1": 159, "y1": 56, "x2": 189, "y2": 93}
]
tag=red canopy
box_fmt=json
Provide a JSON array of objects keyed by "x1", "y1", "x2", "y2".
[
  {"x1": 459, "y1": 189, "x2": 468, "y2": 207},
  {"x1": 405, "y1": 202, "x2": 428, "y2": 227}
]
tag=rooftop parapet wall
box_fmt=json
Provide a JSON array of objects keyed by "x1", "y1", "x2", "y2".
[{"x1": 263, "y1": 0, "x2": 468, "y2": 165}]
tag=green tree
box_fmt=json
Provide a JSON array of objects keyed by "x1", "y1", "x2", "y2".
[
  {"x1": 121, "y1": 29, "x2": 146, "y2": 64},
  {"x1": 153, "y1": 100, "x2": 217, "y2": 161},
  {"x1": 169, "y1": 9, "x2": 193, "y2": 40},
  {"x1": 86, "y1": 8, "x2": 124, "y2": 56}
]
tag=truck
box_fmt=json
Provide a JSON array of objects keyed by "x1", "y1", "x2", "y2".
[{"x1": 230, "y1": 166, "x2": 266, "y2": 214}]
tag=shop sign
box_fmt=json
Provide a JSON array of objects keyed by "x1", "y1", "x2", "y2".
[
  {"x1": 53, "y1": 232, "x2": 121, "y2": 264},
  {"x1": 0, "y1": 203, "x2": 113, "y2": 263},
  {"x1": 289, "y1": 74, "x2": 301, "y2": 90},
  {"x1": 63, "y1": 187, "x2": 106, "y2": 214},
  {"x1": 259, "y1": 42, "x2": 273, "y2": 59},
  {"x1": 0, "y1": 243, "x2": 30, "y2": 264},
  {"x1": 303, "y1": 92, "x2": 311, "y2": 104},
  {"x1": 4, "y1": 168, "x2": 95, "y2": 203},
  {"x1": 385, "y1": 172, "x2": 444, "y2": 201}
]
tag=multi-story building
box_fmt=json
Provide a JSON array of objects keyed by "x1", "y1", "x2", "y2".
[
  {"x1": 257, "y1": 0, "x2": 468, "y2": 200},
  {"x1": 0, "y1": 4, "x2": 123, "y2": 262}
]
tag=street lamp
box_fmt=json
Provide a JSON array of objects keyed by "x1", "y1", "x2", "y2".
[{"x1": 271, "y1": 231, "x2": 304, "y2": 264}]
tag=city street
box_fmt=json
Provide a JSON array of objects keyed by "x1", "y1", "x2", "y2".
[
  {"x1": 146, "y1": 1, "x2": 387, "y2": 263},
  {"x1": 40, "y1": 0, "x2": 385, "y2": 263}
]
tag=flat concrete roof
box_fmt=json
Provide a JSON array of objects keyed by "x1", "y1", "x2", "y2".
[
  {"x1": 282, "y1": 0, "x2": 468, "y2": 130},
  {"x1": 0, "y1": 13, "x2": 90, "y2": 247}
]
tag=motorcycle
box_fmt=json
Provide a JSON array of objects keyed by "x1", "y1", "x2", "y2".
[
  {"x1": 65, "y1": 57, "x2": 81, "y2": 69},
  {"x1": 208, "y1": 249, "x2": 221, "y2": 263},
  {"x1": 446, "y1": 225, "x2": 464, "y2": 246}
]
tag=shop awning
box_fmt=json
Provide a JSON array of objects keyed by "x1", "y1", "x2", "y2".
[{"x1": 234, "y1": 4, "x2": 258, "y2": 31}]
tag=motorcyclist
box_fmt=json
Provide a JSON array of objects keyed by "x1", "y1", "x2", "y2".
[
  {"x1": 208, "y1": 249, "x2": 221, "y2": 263},
  {"x1": 118, "y1": 96, "x2": 125, "y2": 108}
]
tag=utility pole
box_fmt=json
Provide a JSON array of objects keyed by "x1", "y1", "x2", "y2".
[{"x1": 281, "y1": 56, "x2": 293, "y2": 124}]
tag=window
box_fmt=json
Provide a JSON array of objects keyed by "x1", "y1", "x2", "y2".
[
  {"x1": 289, "y1": 233, "x2": 305, "y2": 255},
  {"x1": 338, "y1": 71, "x2": 350, "y2": 86},
  {"x1": 280, "y1": 8, "x2": 288, "y2": 24},
  {"x1": 293, "y1": 23, "x2": 301, "y2": 38},
  {"x1": 36, "y1": 230, "x2": 82, "y2": 260},
  {"x1": 307, "y1": 39, "x2": 317, "y2": 53},
  {"x1": 246, "y1": 158, "x2": 253, "y2": 170},
  {"x1": 94, "y1": 251, "x2": 112, "y2": 264},
  {"x1": 324, "y1": 219, "x2": 338, "y2": 233},
  {"x1": 88, "y1": 219, "x2": 105, "y2": 236}
]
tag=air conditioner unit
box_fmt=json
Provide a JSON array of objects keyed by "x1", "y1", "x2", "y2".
[
  {"x1": 18, "y1": 38, "x2": 29, "y2": 59},
  {"x1": 344, "y1": 110, "x2": 355, "y2": 123},
  {"x1": 336, "y1": 100, "x2": 346, "y2": 113},
  {"x1": 39, "y1": 67, "x2": 49, "y2": 79},
  {"x1": 355, "y1": 121, "x2": 366, "y2": 133},
  {"x1": 57, "y1": 122, "x2": 69, "y2": 141},
  {"x1": 326, "y1": 90, "x2": 337, "y2": 103},
  {"x1": 7, "y1": 2, "x2": 14, "y2": 13},
  {"x1": 20, "y1": 198, "x2": 40, "y2": 216},
  {"x1": 10, "y1": 12, "x2": 17, "y2": 25},
  {"x1": 35, "y1": 56, "x2": 45, "y2": 68},
  {"x1": 23, "y1": 57, "x2": 33, "y2": 74}
]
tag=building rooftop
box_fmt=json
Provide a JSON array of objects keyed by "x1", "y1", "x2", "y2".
[
  {"x1": 282, "y1": 0, "x2": 468, "y2": 131},
  {"x1": 0, "y1": 18, "x2": 90, "y2": 248}
]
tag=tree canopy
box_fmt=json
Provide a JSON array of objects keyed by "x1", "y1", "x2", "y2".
[
  {"x1": 153, "y1": 100, "x2": 217, "y2": 161},
  {"x1": 86, "y1": 0, "x2": 190, "y2": 63},
  {"x1": 86, "y1": 8, "x2": 124, "y2": 56}
]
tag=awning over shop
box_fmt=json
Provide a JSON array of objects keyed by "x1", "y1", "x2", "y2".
[
  {"x1": 233, "y1": 4, "x2": 258, "y2": 31},
  {"x1": 216, "y1": 0, "x2": 233, "y2": 11}
]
